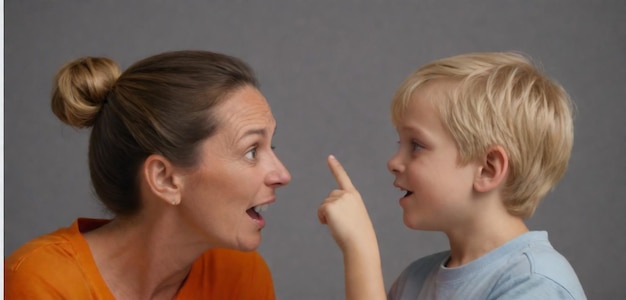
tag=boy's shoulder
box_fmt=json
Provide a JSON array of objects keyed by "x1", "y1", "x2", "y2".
[
  {"x1": 491, "y1": 233, "x2": 586, "y2": 298},
  {"x1": 388, "y1": 232, "x2": 587, "y2": 300},
  {"x1": 507, "y1": 234, "x2": 578, "y2": 277}
]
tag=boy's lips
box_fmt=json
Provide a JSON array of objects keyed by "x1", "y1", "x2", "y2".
[
  {"x1": 393, "y1": 182, "x2": 413, "y2": 195},
  {"x1": 393, "y1": 182, "x2": 413, "y2": 204}
]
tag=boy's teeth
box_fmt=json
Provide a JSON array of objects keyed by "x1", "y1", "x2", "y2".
[{"x1": 254, "y1": 204, "x2": 269, "y2": 213}]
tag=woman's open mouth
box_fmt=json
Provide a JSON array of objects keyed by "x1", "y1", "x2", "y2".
[
  {"x1": 246, "y1": 204, "x2": 268, "y2": 227},
  {"x1": 246, "y1": 204, "x2": 267, "y2": 219}
]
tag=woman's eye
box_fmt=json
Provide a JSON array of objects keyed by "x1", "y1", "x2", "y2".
[{"x1": 245, "y1": 147, "x2": 257, "y2": 160}]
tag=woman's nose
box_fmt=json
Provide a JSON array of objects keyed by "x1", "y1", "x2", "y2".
[{"x1": 266, "y1": 156, "x2": 291, "y2": 187}]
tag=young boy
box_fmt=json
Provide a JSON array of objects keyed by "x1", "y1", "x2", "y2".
[{"x1": 318, "y1": 52, "x2": 586, "y2": 299}]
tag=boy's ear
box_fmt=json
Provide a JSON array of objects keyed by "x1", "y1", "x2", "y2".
[
  {"x1": 474, "y1": 146, "x2": 509, "y2": 193},
  {"x1": 142, "y1": 154, "x2": 183, "y2": 206}
]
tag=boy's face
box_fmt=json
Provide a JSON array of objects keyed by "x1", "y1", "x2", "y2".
[{"x1": 387, "y1": 83, "x2": 480, "y2": 232}]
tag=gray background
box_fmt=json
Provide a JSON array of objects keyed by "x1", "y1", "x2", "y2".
[{"x1": 5, "y1": 1, "x2": 625, "y2": 299}]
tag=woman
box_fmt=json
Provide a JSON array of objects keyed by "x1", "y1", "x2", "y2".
[{"x1": 5, "y1": 50, "x2": 291, "y2": 299}]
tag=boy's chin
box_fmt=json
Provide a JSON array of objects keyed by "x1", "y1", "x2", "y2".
[
  {"x1": 402, "y1": 217, "x2": 421, "y2": 230},
  {"x1": 402, "y1": 216, "x2": 439, "y2": 231}
]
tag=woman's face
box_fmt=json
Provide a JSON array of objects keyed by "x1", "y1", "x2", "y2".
[{"x1": 178, "y1": 85, "x2": 291, "y2": 251}]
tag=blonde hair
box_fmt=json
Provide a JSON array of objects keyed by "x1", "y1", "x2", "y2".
[{"x1": 391, "y1": 52, "x2": 574, "y2": 218}]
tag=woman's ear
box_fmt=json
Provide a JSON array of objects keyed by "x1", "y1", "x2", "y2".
[
  {"x1": 474, "y1": 146, "x2": 509, "y2": 193},
  {"x1": 142, "y1": 154, "x2": 183, "y2": 206}
]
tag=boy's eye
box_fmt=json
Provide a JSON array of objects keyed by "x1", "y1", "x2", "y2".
[
  {"x1": 411, "y1": 141, "x2": 423, "y2": 152},
  {"x1": 245, "y1": 147, "x2": 257, "y2": 160}
]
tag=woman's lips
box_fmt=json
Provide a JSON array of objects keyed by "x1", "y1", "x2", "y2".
[{"x1": 246, "y1": 204, "x2": 268, "y2": 228}]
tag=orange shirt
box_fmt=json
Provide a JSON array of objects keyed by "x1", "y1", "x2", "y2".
[{"x1": 5, "y1": 218, "x2": 275, "y2": 299}]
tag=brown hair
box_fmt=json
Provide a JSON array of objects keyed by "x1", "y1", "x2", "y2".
[{"x1": 51, "y1": 51, "x2": 258, "y2": 215}]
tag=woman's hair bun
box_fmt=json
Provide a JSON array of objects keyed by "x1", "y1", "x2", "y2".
[{"x1": 51, "y1": 57, "x2": 121, "y2": 128}]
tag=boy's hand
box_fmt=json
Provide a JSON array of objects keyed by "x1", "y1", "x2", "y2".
[
  {"x1": 318, "y1": 155, "x2": 376, "y2": 252},
  {"x1": 318, "y1": 155, "x2": 386, "y2": 300}
]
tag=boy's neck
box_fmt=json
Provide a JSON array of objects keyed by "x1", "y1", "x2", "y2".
[{"x1": 444, "y1": 213, "x2": 528, "y2": 268}]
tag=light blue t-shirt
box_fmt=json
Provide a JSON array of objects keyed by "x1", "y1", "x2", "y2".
[{"x1": 387, "y1": 231, "x2": 586, "y2": 300}]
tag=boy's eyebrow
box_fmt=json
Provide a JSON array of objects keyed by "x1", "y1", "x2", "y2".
[{"x1": 401, "y1": 124, "x2": 432, "y2": 141}]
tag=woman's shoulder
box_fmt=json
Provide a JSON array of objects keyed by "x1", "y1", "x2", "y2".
[
  {"x1": 5, "y1": 218, "x2": 107, "y2": 279},
  {"x1": 6, "y1": 224, "x2": 77, "y2": 272},
  {"x1": 4, "y1": 221, "x2": 97, "y2": 299}
]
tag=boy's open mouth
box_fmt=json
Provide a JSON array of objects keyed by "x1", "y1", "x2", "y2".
[{"x1": 404, "y1": 191, "x2": 414, "y2": 197}]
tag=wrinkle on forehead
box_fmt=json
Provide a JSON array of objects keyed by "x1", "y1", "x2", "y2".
[{"x1": 213, "y1": 86, "x2": 276, "y2": 145}]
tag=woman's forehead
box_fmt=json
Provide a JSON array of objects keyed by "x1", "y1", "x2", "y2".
[{"x1": 213, "y1": 87, "x2": 276, "y2": 137}]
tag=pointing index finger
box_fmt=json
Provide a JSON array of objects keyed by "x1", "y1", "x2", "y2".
[{"x1": 328, "y1": 155, "x2": 355, "y2": 191}]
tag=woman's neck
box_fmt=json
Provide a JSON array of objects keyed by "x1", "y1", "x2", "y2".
[{"x1": 84, "y1": 211, "x2": 211, "y2": 299}]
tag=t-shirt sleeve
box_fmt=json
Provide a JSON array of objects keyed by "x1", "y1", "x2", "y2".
[
  {"x1": 4, "y1": 259, "x2": 92, "y2": 299},
  {"x1": 387, "y1": 265, "x2": 410, "y2": 300},
  {"x1": 488, "y1": 273, "x2": 580, "y2": 300},
  {"x1": 5, "y1": 268, "x2": 65, "y2": 299}
]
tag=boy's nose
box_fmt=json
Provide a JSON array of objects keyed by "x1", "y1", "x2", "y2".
[{"x1": 387, "y1": 153, "x2": 404, "y2": 174}]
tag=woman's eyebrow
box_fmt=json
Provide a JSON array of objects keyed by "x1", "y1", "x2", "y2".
[
  {"x1": 239, "y1": 124, "x2": 277, "y2": 141},
  {"x1": 241, "y1": 128, "x2": 267, "y2": 139}
]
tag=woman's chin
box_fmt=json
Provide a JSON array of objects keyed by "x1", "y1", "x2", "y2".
[{"x1": 233, "y1": 234, "x2": 262, "y2": 252}]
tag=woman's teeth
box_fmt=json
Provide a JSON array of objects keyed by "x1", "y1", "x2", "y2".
[{"x1": 254, "y1": 204, "x2": 269, "y2": 213}]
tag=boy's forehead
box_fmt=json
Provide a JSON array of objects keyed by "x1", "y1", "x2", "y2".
[
  {"x1": 394, "y1": 84, "x2": 450, "y2": 131},
  {"x1": 391, "y1": 79, "x2": 451, "y2": 127},
  {"x1": 409, "y1": 80, "x2": 456, "y2": 114},
  {"x1": 406, "y1": 86, "x2": 440, "y2": 113},
  {"x1": 396, "y1": 94, "x2": 439, "y2": 127}
]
